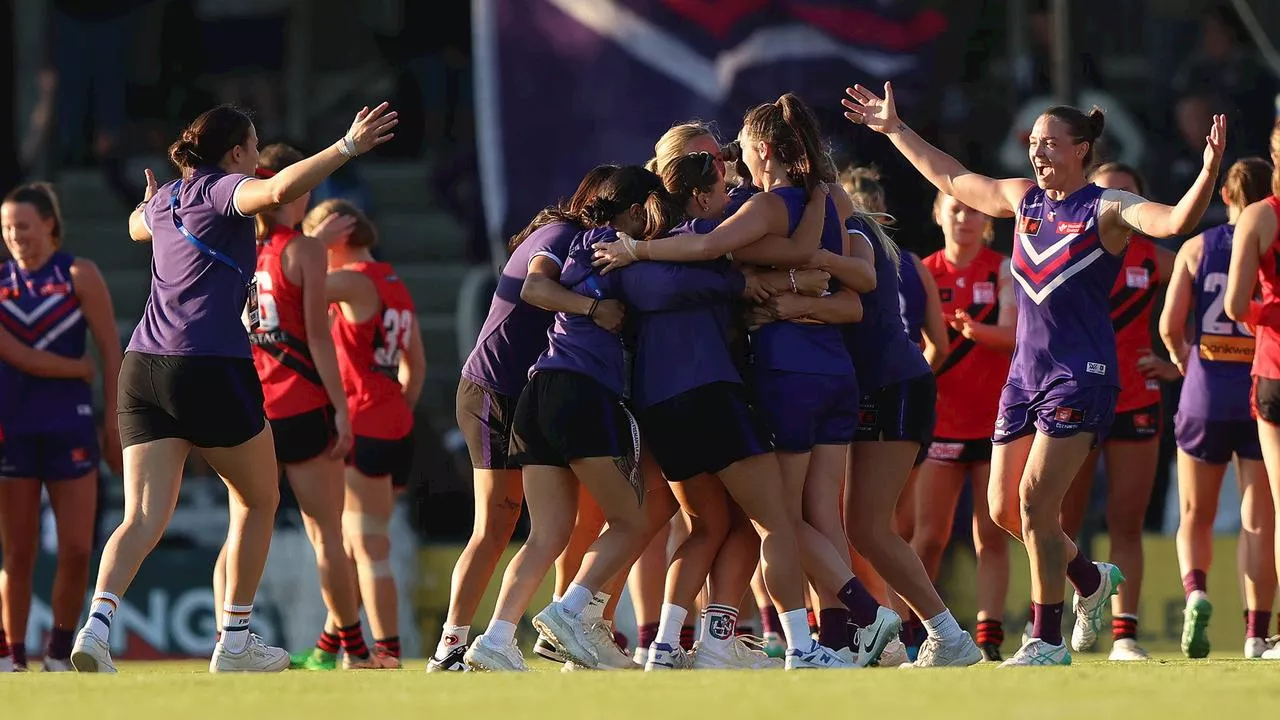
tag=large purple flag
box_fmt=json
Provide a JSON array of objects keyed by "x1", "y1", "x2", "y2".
[{"x1": 473, "y1": 0, "x2": 948, "y2": 257}]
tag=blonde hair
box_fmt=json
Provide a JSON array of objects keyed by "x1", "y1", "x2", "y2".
[
  {"x1": 646, "y1": 121, "x2": 714, "y2": 176},
  {"x1": 840, "y1": 166, "x2": 886, "y2": 215},
  {"x1": 302, "y1": 199, "x2": 378, "y2": 248}
]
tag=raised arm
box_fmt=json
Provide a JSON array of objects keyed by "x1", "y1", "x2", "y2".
[
  {"x1": 916, "y1": 254, "x2": 950, "y2": 370},
  {"x1": 128, "y1": 169, "x2": 160, "y2": 243},
  {"x1": 1160, "y1": 235, "x2": 1199, "y2": 373},
  {"x1": 297, "y1": 238, "x2": 353, "y2": 459},
  {"x1": 1226, "y1": 201, "x2": 1279, "y2": 326},
  {"x1": 843, "y1": 82, "x2": 1031, "y2": 218},
  {"x1": 520, "y1": 256, "x2": 625, "y2": 333}
]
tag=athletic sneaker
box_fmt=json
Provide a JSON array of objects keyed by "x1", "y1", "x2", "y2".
[
  {"x1": 585, "y1": 621, "x2": 638, "y2": 670},
  {"x1": 1181, "y1": 591, "x2": 1213, "y2": 659},
  {"x1": 209, "y1": 634, "x2": 290, "y2": 673},
  {"x1": 784, "y1": 640, "x2": 855, "y2": 670},
  {"x1": 1070, "y1": 562, "x2": 1125, "y2": 652},
  {"x1": 632, "y1": 645, "x2": 650, "y2": 666},
  {"x1": 533, "y1": 635, "x2": 568, "y2": 663},
  {"x1": 291, "y1": 648, "x2": 338, "y2": 671},
  {"x1": 427, "y1": 645, "x2": 468, "y2": 672},
  {"x1": 531, "y1": 602, "x2": 595, "y2": 669},
  {"x1": 692, "y1": 637, "x2": 781, "y2": 669},
  {"x1": 463, "y1": 635, "x2": 528, "y2": 672},
  {"x1": 1260, "y1": 637, "x2": 1280, "y2": 660},
  {"x1": 645, "y1": 642, "x2": 692, "y2": 670},
  {"x1": 370, "y1": 646, "x2": 401, "y2": 669},
  {"x1": 980, "y1": 642, "x2": 1003, "y2": 662},
  {"x1": 901, "y1": 633, "x2": 982, "y2": 668},
  {"x1": 343, "y1": 651, "x2": 398, "y2": 670},
  {"x1": 1245, "y1": 637, "x2": 1273, "y2": 659},
  {"x1": 1000, "y1": 638, "x2": 1071, "y2": 667},
  {"x1": 42, "y1": 658, "x2": 73, "y2": 672},
  {"x1": 850, "y1": 607, "x2": 902, "y2": 667},
  {"x1": 70, "y1": 630, "x2": 117, "y2": 674},
  {"x1": 876, "y1": 638, "x2": 909, "y2": 667},
  {"x1": 761, "y1": 632, "x2": 786, "y2": 659},
  {"x1": 1107, "y1": 638, "x2": 1150, "y2": 661},
  {"x1": 1021, "y1": 621, "x2": 1033, "y2": 646}
]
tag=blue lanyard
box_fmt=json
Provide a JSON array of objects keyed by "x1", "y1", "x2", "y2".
[{"x1": 170, "y1": 180, "x2": 250, "y2": 283}]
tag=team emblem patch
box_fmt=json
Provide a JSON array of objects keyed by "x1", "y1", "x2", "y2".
[
  {"x1": 1053, "y1": 407, "x2": 1084, "y2": 423},
  {"x1": 1018, "y1": 216, "x2": 1042, "y2": 235},
  {"x1": 972, "y1": 281, "x2": 995, "y2": 304}
]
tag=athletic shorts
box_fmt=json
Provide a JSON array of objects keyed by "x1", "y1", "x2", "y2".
[
  {"x1": 348, "y1": 434, "x2": 415, "y2": 481},
  {"x1": 925, "y1": 437, "x2": 993, "y2": 465},
  {"x1": 118, "y1": 351, "x2": 265, "y2": 449},
  {"x1": 752, "y1": 369, "x2": 859, "y2": 453},
  {"x1": 1108, "y1": 402, "x2": 1161, "y2": 442},
  {"x1": 993, "y1": 381, "x2": 1116, "y2": 446},
  {"x1": 1175, "y1": 414, "x2": 1262, "y2": 464},
  {"x1": 269, "y1": 406, "x2": 336, "y2": 465},
  {"x1": 0, "y1": 424, "x2": 100, "y2": 481},
  {"x1": 1252, "y1": 377, "x2": 1280, "y2": 426},
  {"x1": 637, "y1": 382, "x2": 772, "y2": 482},
  {"x1": 456, "y1": 377, "x2": 519, "y2": 470},
  {"x1": 854, "y1": 373, "x2": 936, "y2": 445},
  {"x1": 511, "y1": 370, "x2": 638, "y2": 469}
]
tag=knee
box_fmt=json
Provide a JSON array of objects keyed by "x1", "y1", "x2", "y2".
[
  {"x1": 342, "y1": 513, "x2": 391, "y2": 560},
  {"x1": 524, "y1": 522, "x2": 574, "y2": 563},
  {"x1": 474, "y1": 506, "x2": 521, "y2": 545},
  {"x1": 57, "y1": 539, "x2": 93, "y2": 571},
  {"x1": 1, "y1": 543, "x2": 36, "y2": 575}
]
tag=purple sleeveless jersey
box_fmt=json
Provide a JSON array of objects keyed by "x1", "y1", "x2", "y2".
[
  {"x1": 843, "y1": 218, "x2": 930, "y2": 390},
  {"x1": 898, "y1": 251, "x2": 926, "y2": 344},
  {"x1": 129, "y1": 167, "x2": 257, "y2": 359},
  {"x1": 462, "y1": 221, "x2": 577, "y2": 398},
  {"x1": 1180, "y1": 224, "x2": 1254, "y2": 420},
  {"x1": 0, "y1": 252, "x2": 93, "y2": 431},
  {"x1": 1008, "y1": 184, "x2": 1123, "y2": 391}
]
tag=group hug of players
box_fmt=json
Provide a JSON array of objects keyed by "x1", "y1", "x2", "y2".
[{"x1": 428, "y1": 83, "x2": 1280, "y2": 673}]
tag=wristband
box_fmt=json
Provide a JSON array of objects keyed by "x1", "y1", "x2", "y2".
[
  {"x1": 589, "y1": 298, "x2": 600, "y2": 318},
  {"x1": 789, "y1": 269, "x2": 798, "y2": 293},
  {"x1": 338, "y1": 135, "x2": 358, "y2": 158}
]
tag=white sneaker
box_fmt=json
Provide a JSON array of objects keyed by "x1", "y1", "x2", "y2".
[
  {"x1": 902, "y1": 632, "x2": 982, "y2": 668},
  {"x1": 876, "y1": 638, "x2": 909, "y2": 668},
  {"x1": 1260, "y1": 636, "x2": 1280, "y2": 660},
  {"x1": 784, "y1": 640, "x2": 856, "y2": 670},
  {"x1": 632, "y1": 645, "x2": 650, "y2": 666},
  {"x1": 692, "y1": 637, "x2": 782, "y2": 669},
  {"x1": 850, "y1": 607, "x2": 902, "y2": 667},
  {"x1": 42, "y1": 657, "x2": 74, "y2": 672},
  {"x1": 585, "y1": 621, "x2": 638, "y2": 670},
  {"x1": 532, "y1": 602, "x2": 595, "y2": 669},
  {"x1": 1000, "y1": 638, "x2": 1071, "y2": 667},
  {"x1": 1071, "y1": 562, "x2": 1125, "y2": 652},
  {"x1": 1245, "y1": 637, "x2": 1273, "y2": 659},
  {"x1": 0, "y1": 656, "x2": 13, "y2": 672},
  {"x1": 1108, "y1": 638, "x2": 1150, "y2": 661},
  {"x1": 209, "y1": 634, "x2": 289, "y2": 673},
  {"x1": 645, "y1": 642, "x2": 692, "y2": 670},
  {"x1": 463, "y1": 635, "x2": 529, "y2": 672},
  {"x1": 71, "y1": 630, "x2": 117, "y2": 674},
  {"x1": 1021, "y1": 621, "x2": 1033, "y2": 646}
]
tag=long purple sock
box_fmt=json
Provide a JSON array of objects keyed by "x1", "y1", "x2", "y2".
[
  {"x1": 1031, "y1": 603, "x2": 1064, "y2": 647},
  {"x1": 11, "y1": 643, "x2": 26, "y2": 669},
  {"x1": 1066, "y1": 552, "x2": 1101, "y2": 598},
  {"x1": 46, "y1": 627, "x2": 74, "y2": 660},
  {"x1": 637, "y1": 622, "x2": 658, "y2": 649},
  {"x1": 1246, "y1": 611, "x2": 1272, "y2": 640},
  {"x1": 1182, "y1": 569, "x2": 1207, "y2": 598},
  {"x1": 761, "y1": 606, "x2": 781, "y2": 635},
  {"x1": 837, "y1": 577, "x2": 880, "y2": 627},
  {"x1": 818, "y1": 608, "x2": 851, "y2": 650}
]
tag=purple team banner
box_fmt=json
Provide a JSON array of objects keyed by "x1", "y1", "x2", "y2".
[{"x1": 473, "y1": 0, "x2": 947, "y2": 258}]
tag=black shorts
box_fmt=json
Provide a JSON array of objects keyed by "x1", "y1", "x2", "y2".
[
  {"x1": 925, "y1": 437, "x2": 993, "y2": 465},
  {"x1": 349, "y1": 434, "x2": 415, "y2": 481},
  {"x1": 269, "y1": 406, "x2": 336, "y2": 465},
  {"x1": 1107, "y1": 403, "x2": 1161, "y2": 442},
  {"x1": 637, "y1": 382, "x2": 772, "y2": 482},
  {"x1": 1253, "y1": 377, "x2": 1280, "y2": 426},
  {"x1": 511, "y1": 370, "x2": 638, "y2": 468},
  {"x1": 854, "y1": 373, "x2": 936, "y2": 444},
  {"x1": 118, "y1": 351, "x2": 265, "y2": 449},
  {"x1": 456, "y1": 377, "x2": 519, "y2": 470}
]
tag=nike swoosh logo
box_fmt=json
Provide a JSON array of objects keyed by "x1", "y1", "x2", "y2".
[{"x1": 860, "y1": 628, "x2": 879, "y2": 655}]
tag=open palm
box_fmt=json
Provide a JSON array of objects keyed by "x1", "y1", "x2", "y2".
[
  {"x1": 842, "y1": 82, "x2": 901, "y2": 134},
  {"x1": 1202, "y1": 114, "x2": 1227, "y2": 172}
]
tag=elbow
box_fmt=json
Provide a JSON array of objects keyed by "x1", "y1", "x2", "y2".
[
  {"x1": 1225, "y1": 298, "x2": 1248, "y2": 322},
  {"x1": 519, "y1": 280, "x2": 540, "y2": 306}
]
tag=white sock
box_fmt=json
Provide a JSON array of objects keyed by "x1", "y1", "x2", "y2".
[
  {"x1": 552, "y1": 593, "x2": 562, "y2": 603},
  {"x1": 435, "y1": 624, "x2": 470, "y2": 658},
  {"x1": 221, "y1": 603, "x2": 253, "y2": 653},
  {"x1": 1187, "y1": 590, "x2": 1208, "y2": 605},
  {"x1": 85, "y1": 592, "x2": 121, "y2": 641},
  {"x1": 779, "y1": 608, "x2": 813, "y2": 652},
  {"x1": 923, "y1": 609, "x2": 963, "y2": 642},
  {"x1": 656, "y1": 603, "x2": 688, "y2": 646},
  {"x1": 560, "y1": 583, "x2": 593, "y2": 615},
  {"x1": 584, "y1": 592, "x2": 610, "y2": 622},
  {"x1": 485, "y1": 619, "x2": 517, "y2": 646},
  {"x1": 701, "y1": 604, "x2": 739, "y2": 649}
]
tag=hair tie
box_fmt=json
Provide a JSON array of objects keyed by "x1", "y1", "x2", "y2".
[{"x1": 255, "y1": 167, "x2": 278, "y2": 179}]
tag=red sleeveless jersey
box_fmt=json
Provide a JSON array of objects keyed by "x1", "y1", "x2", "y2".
[
  {"x1": 1110, "y1": 236, "x2": 1161, "y2": 412},
  {"x1": 251, "y1": 226, "x2": 329, "y2": 419},
  {"x1": 1254, "y1": 197, "x2": 1280, "y2": 379},
  {"x1": 924, "y1": 246, "x2": 1010, "y2": 440},
  {"x1": 331, "y1": 261, "x2": 415, "y2": 439}
]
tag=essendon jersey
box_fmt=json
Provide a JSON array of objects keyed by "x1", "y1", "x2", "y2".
[
  {"x1": 331, "y1": 261, "x2": 415, "y2": 439},
  {"x1": 250, "y1": 226, "x2": 328, "y2": 419},
  {"x1": 1255, "y1": 197, "x2": 1280, "y2": 380},
  {"x1": 1109, "y1": 236, "x2": 1161, "y2": 412},
  {"x1": 924, "y1": 246, "x2": 1010, "y2": 439}
]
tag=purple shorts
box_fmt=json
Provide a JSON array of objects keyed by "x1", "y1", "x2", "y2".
[
  {"x1": 1174, "y1": 414, "x2": 1262, "y2": 464},
  {"x1": 0, "y1": 424, "x2": 100, "y2": 481},
  {"x1": 753, "y1": 369, "x2": 859, "y2": 453},
  {"x1": 992, "y1": 382, "x2": 1117, "y2": 445}
]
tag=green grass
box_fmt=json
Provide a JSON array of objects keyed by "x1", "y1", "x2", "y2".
[{"x1": 6, "y1": 653, "x2": 1279, "y2": 720}]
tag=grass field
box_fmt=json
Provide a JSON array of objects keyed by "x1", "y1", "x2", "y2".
[{"x1": 4, "y1": 653, "x2": 1277, "y2": 720}]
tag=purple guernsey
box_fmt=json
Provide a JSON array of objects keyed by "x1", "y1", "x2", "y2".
[
  {"x1": 1181, "y1": 223, "x2": 1254, "y2": 420},
  {"x1": 843, "y1": 217, "x2": 930, "y2": 390},
  {"x1": 898, "y1": 250, "x2": 926, "y2": 344}
]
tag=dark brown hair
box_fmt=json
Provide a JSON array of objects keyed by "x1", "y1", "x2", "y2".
[
  {"x1": 581, "y1": 165, "x2": 676, "y2": 240},
  {"x1": 254, "y1": 143, "x2": 306, "y2": 240},
  {"x1": 662, "y1": 152, "x2": 719, "y2": 208},
  {"x1": 1040, "y1": 105, "x2": 1106, "y2": 167},
  {"x1": 1221, "y1": 157, "x2": 1273, "y2": 209},
  {"x1": 3, "y1": 182, "x2": 64, "y2": 245},
  {"x1": 742, "y1": 93, "x2": 834, "y2": 192},
  {"x1": 169, "y1": 104, "x2": 254, "y2": 176},
  {"x1": 302, "y1": 199, "x2": 378, "y2": 249},
  {"x1": 509, "y1": 164, "x2": 619, "y2": 252},
  {"x1": 1090, "y1": 161, "x2": 1147, "y2": 196}
]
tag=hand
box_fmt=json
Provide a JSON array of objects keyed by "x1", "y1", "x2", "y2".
[
  {"x1": 769, "y1": 292, "x2": 811, "y2": 321},
  {"x1": 946, "y1": 309, "x2": 977, "y2": 339},
  {"x1": 329, "y1": 408, "x2": 355, "y2": 460},
  {"x1": 142, "y1": 168, "x2": 159, "y2": 203},
  {"x1": 1137, "y1": 350, "x2": 1182, "y2": 383},
  {"x1": 591, "y1": 299, "x2": 626, "y2": 333},
  {"x1": 842, "y1": 82, "x2": 902, "y2": 135},
  {"x1": 1202, "y1": 114, "x2": 1227, "y2": 173},
  {"x1": 741, "y1": 271, "x2": 772, "y2": 303},
  {"x1": 76, "y1": 354, "x2": 96, "y2": 382},
  {"x1": 310, "y1": 212, "x2": 357, "y2": 247},
  {"x1": 592, "y1": 232, "x2": 639, "y2": 274},
  {"x1": 103, "y1": 423, "x2": 123, "y2": 477},
  {"x1": 345, "y1": 102, "x2": 399, "y2": 155},
  {"x1": 792, "y1": 268, "x2": 831, "y2": 297}
]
